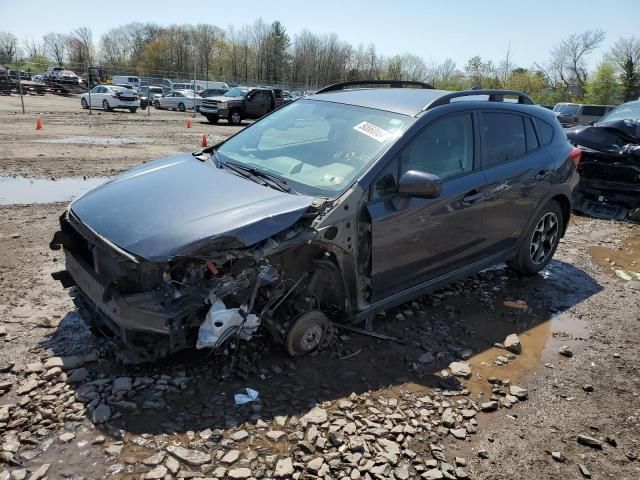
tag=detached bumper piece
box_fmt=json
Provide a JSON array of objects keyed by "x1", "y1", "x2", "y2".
[{"x1": 573, "y1": 192, "x2": 636, "y2": 221}]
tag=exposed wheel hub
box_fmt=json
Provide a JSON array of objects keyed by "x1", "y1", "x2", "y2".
[{"x1": 285, "y1": 311, "x2": 333, "y2": 356}]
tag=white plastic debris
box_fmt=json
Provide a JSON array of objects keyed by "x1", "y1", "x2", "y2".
[
  {"x1": 234, "y1": 388, "x2": 259, "y2": 405},
  {"x1": 196, "y1": 299, "x2": 260, "y2": 349}
]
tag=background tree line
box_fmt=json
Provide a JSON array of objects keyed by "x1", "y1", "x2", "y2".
[{"x1": 0, "y1": 22, "x2": 639, "y2": 103}]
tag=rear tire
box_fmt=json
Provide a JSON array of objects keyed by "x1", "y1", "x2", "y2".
[
  {"x1": 154, "y1": 100, "x2": 161, "y2": 109},
  {"x1": 285, "y1": 311, "x2": 334, "y2": 356},
  {"x1": 102, "y1": 100, "x2": 111, "y2": 111},
  {"x1": 178, "y1": 102, "x2": 186, "y2": 112},
  {"x1": 508, "y1": 200, "x2": 563, "y2": 276},
  {"x1": 129, "y1": 107, "x2": 137, "y2": 113}
]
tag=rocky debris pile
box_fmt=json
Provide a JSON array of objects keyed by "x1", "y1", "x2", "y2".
[
  {"x1": 0, "y1": 358, "x2": 530, "y2": 480},
  {"x1": 0, "y1": 267, "x2": 536, "y2": 479},
  {"x1": 0, "y1": 353, "x2": 191, "y2": 475},
  {"x1": 124, "y1": 391, "x2": 482, "y2": 479}
]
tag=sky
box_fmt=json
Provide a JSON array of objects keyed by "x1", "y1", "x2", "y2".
[{"x1": 1, "y1": 0, "x2": 639, "y2": 69}]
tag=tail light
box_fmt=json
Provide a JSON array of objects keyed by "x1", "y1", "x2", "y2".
[{"x1": 569, "y1": 147, "x2": 582, "y2": 167}]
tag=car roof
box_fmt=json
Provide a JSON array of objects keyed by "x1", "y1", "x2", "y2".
[{"x1": 307, "y1": 88, "x2": 464, "y2": 116}]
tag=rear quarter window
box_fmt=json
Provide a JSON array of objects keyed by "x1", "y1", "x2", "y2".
[{"x1": 535, "y1": 118, "x2": 555, "y2": 146}]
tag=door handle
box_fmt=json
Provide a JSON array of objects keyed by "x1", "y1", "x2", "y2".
[{"x1": 462, "y1": 190, "x2": 484, "y2": 205}]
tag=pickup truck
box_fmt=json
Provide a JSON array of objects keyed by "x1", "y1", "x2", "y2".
[{"x1": 200, "y1": 86, "x2": 283, "y2": 125}]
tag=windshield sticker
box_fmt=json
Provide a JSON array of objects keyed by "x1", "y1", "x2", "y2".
[
  {"x1": 321, "y1": 174, "x2": 344, "y2": 185},
  {"x1": 353, "y1": 121, "x2": 392, "y2": 143}
]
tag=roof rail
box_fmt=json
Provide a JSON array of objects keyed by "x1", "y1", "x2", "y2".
[
  {"x1": 316, "y1": 80, "x2": 434, "y2": 94},
  {"x1": 423, "y1": 89, "x2": 533, "y2": 111}
]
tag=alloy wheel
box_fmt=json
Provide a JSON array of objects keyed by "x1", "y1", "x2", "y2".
[{"x1": 529, "y1": 212, "x2": 559, "y2": 265}]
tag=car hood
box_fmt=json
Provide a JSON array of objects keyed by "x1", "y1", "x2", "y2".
[
  {"x1": 566, "y1": 120, "x2": 640, "y2": 155},
  {"x1": 70, "y1": 153, "x2": 315, "y2": 261},
  {"x1": 202, "y1": 95, "x2": 235, "y2": 101}
]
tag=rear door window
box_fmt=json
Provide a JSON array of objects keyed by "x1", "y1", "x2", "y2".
[
  {"x1": 581, "y1": 106, "x2": 606, "y2": 116},
  {"x1": 481, "y1": 112, "x2": 526, "y2": 166}
]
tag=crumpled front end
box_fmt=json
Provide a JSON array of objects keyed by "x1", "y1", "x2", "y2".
[
  {"x1": 50, "y1": 203, "x2": 351, "y2": 358},
  {"x1": 566, "y1": 120, "x2": 640, "y2": 221}
]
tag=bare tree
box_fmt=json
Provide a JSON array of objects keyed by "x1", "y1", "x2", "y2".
[
  {"x1": 67, "y1": 27, "x2": 94, "y2": 68},
  {"x1": 554, "y1": 30, "x2": 606, "y2": 94},
  {"x1": 22, "y1": 37, "x2": 42, "y2": 59},
  {"x1": 43, "y1": 32, "x2": 67, "y2": 65},
  {"x1": 498, "y1": 42, "x2": 514, "y2": 84},
  {"x1": 0, "y1": 31, "x2": 18, "y2": 64}
]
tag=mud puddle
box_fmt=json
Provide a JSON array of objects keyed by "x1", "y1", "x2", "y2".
[
  {"x1": 466, "y1": 310, "x2": 589, "y2": 397},
  {"x1": 0, "y1": 176, "x2": 108, "y2": 205},
  {"x1": 589, "y1": 231, "x2": 640, "y2": 282}
]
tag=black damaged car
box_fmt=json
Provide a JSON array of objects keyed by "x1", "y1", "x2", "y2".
[
  {"x1": 566, "y1": 100, "x2": 640, "y2": 221},
  {"x1": 50, "y1": 81, "x2": 580, "y2": 359}
]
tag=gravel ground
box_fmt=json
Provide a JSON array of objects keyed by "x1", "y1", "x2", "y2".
[{"x1": 0, "y1": 93, "x2": 639, "y2": 480}]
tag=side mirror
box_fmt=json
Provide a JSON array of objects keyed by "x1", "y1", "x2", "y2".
[{"x1": 398, "y1": 170, "x2": 442, "y2": 199}]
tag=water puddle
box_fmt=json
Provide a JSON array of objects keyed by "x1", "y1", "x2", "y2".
[
  {"x1": 34, "y1": 136, "x2": 151, "y2": 145},
  {"x1": 0, "y1": 176, "x2": 108, "y2": 205},
  {"x1": 589, "y1": 232, "x2": 640, "y2": 282},
  {"x1": 466, "y1": 311, "x2": 589, "y2": 397}
]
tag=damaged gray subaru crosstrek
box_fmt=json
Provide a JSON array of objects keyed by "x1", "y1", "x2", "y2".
[{"x1": 50, "y1": 81, "x2": 580, "y2": 359}]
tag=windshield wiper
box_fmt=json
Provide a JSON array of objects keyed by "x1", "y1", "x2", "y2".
[{"x1": 221, "y1": 161, "x2": 292, "y2": 193}]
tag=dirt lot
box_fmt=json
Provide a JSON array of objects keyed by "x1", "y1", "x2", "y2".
[
  {"x1": 0, "y1": 93, "x2": 639, "y2": 480},
  {"x1": 0, "y1": 93, "x2": 244, "y2": 179}
]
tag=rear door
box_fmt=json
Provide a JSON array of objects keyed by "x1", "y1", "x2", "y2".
[
  {"x1": 479, "y1": 110, "x2": 555, "y2": 254},
  {"x1": 367, "y1": 111, "x2": 487, "y2": 300}
]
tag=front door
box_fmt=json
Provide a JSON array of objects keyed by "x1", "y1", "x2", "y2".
[
  {"x1": 245, "y1": 90, "x2": 270, "y2": 118},
  {"x1": 367, "y1": 112, "x2": 487, "y2": 300}
]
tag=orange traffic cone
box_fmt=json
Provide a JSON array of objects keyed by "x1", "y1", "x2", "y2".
[
  {"x1": 36, "y1": 117, "x2": 42, "y2": 130},
  {"x1": 186, "y1": 118, "x2": 192, "y2": 128},
  {"x1": 201, "y1": 135, "x2": 207, "y2": 147}
]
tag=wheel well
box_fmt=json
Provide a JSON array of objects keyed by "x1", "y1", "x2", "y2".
[{"x1": 551, "y1": 194, "x2": 571, "y2": 236}]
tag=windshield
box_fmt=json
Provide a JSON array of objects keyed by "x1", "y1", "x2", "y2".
[
  {"x1": 599, "y1": 104, "x2": 640, "y2": 124},
  {"x1": 553, "y1": 104, "x2": 580, "y2": 114},
  {"x1": 217, "y1": 99, "x2": 411, "y2": 197},
  {"x1": 224, "y1": 87, "x2": 248, "y2": 98}
]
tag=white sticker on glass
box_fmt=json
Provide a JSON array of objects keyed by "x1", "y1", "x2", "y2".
[{"x1": 353, "y1": 121, "x2": 392, "y2": 142}]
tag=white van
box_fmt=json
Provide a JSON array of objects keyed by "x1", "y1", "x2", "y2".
[
  {"x1": 190, "y1": 80, "x2": 229, "y2": 91},
  {"x1": 172, "y1": 82, "x2": 194, "y2": 92},
  {"x1": 112, "y1": 76, "x2": 141, "y2": 89}
]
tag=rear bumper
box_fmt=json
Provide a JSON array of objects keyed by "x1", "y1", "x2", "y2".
[{"x1": 111, "y1": 99, "x2": 141, "y2": 108}]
